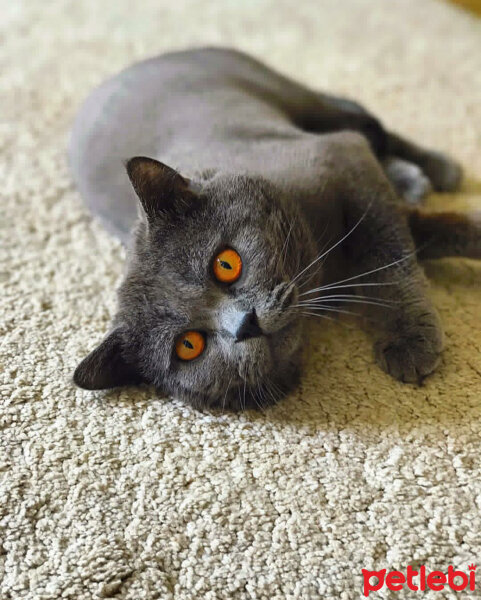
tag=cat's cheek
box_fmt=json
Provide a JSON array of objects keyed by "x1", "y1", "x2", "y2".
[
  {"x1": 169, "y1": 344, "x2": 233, "y2": 399},
  {"x1": 269, "y1": 320, "x2": 303, "y2": 362},
  {"x1": 236, "y1": 338, "x2": 273, "y2": 384}
]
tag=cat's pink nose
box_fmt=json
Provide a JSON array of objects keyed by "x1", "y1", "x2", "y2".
[{"x1": 235, "y1": 309, "x2": 263, "y2": 342}]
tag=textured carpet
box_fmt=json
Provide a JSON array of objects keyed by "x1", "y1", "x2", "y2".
[{"x1": 1, "y1": 0, "x2": 480, "y2": 598}]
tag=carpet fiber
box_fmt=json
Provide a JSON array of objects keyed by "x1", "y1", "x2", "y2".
[{"x1": 1, "y1": 0, "x2": 480, "y2": 598}]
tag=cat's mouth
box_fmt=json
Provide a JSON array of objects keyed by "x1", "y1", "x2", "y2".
[
  {"x1": 235, "y1": 317, "x2": 301, "y2": 384},
  {"x1": 215, "y1": 332, "x2": 302, "y2": 411}
]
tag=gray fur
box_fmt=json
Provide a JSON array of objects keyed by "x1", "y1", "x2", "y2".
[
  {"x1": 383, "y1": 157, "x2": 432, "y2": 204},
  {"x1": 71, "y1": 48, "x2": 477, "y2": 409}
]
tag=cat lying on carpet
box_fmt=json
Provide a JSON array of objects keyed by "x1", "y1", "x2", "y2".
[{"x1": 70, "y1": 48, "x2": 480, "y2": 410}]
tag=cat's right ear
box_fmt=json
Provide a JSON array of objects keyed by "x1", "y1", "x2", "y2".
[
  {"x1": 73, "y1": 327, "x2": 142, "y2": 390},
  {"x1": 125, "y1": 156, "x2": 197, "y2": 221}
]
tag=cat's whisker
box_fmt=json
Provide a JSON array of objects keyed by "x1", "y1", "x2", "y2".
[
  {"x1": 287, "y1": 200, "x2": 373, "y2": 289},
  {"x1": 296, "y1": 242, "x2": 331, "y2": 291},
  {"x1": 280, "y1": 220, "x2": 295, "y2": 271},
  {"x1": 301, "y1": 305, "x2": 377, "y2": 325},
  {"x1": 296, "y1": 292, "x2": 397, "y2": 304},
  {"x1": 271, "y1": 379, "x2": 283, "y2": 405},
  {"x1": 259, "y1": 381, "x2": 272, "y2": 407},
  {"x1": 297, "y1": 310, "x2": 361, "y2": 330},
  {"x1": 297, "y1": 298, "x2": 394, "y2": 307},
  {"x1": 294, "y1": 303, "x2": 390, "y2": 313},
  {"x1": 222, "y1": 373, "x2": 234, "y2": 413},
  {"x1": 265, "y1": 378, "x2": 280, "y2": 406},
  {"x1": 298, "y1": 305, "x2": 361, "y2": 318},
  {"x1": 255, "y1": 379, "x2": 269, "y2": 412},
  {"x1": 249, "y1": 385, "x2": 261, "y2": 412},
  {"x1": 295, "y1": 302, "x2": 391, "y2": 313},
  {"x1": 269, "y1": 379, "x2": 284, "y2": 404},
  {"x1": 296, "y1": 260, "x2": 323, "y2": 292},
  {"x1": 299, "y1": 250, "x2": 415, "y2": 297},
  {"x1": 300, "y1": 281, "x2": 398, "y2": 296},
  {"x1": 294, "y1": 297, "x2": 394, "y2": 309},
  {"x1": 256, "y1": 382, "x2": 268, "y2": 412},
  {"x1": 297, "y1": 310, "x2": 338, "y2": 323},
  {"x1": 301, "y1": 310, "x2": 366, "y2": 330},
  {"x1": 296, "y1": 222, "x2": 334, "y2": 291}
]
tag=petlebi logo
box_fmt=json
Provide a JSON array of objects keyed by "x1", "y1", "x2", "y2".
[{"x1": 362, "y1": 564, "x2": 476, "y2": 597}]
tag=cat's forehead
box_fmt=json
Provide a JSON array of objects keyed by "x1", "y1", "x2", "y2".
[
  {"x1": 120, "y1": 173, "x2": 296, "y2": 322},
  {"x1": 144, "y1": 190, "x2": 287, "y2": 274}
]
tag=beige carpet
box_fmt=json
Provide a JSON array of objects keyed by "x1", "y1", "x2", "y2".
[{"x1": 1, "y1": 0, "x2": 480, "y2": 598}]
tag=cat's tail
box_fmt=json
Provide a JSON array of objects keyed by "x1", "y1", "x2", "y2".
[{"x1": 405, "y1": 208, "x2": 481, "y2": 260}]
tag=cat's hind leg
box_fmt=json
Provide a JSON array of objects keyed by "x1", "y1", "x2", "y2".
[
  {"x1": 387, "y1": 132, "x2": 463, "y2": 193},
  {"x1": 383, "y1": 157, "x2": 432, "y2": 204},
  {"x1": 307, "y1": 92, "x2": 463, "y2": 195},
  {"x1": 406, "y1": 209, "x2": 481, "y2": 260},
  {"x1": 232, "y1": 56, "x2": 463, "y2": 196}
]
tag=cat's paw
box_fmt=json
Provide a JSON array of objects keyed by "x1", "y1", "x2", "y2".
[
  {"x1": 373, "y1": 313, "x2": 444, "y2": 384},
  {"x1": 384, "y1": 158, "x2": 432, "y2": 204},
  {"x1": 422, "y1": 151, "x2": 463, "y2": 193}
]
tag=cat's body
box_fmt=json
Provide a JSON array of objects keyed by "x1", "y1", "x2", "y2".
[{"x1": 71, "y1": 48, "x2": 479, "y2": 409}]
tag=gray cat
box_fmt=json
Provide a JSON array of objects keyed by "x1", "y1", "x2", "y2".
[{"x1": 71, "y1": 48, "x2": 479, "y2": 410}]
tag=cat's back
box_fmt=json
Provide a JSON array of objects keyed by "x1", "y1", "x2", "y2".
[
  {"x1": 71, "y1": 47, "x2": 297, "y2": 165},
  {"x1": 72, "y1": 48, "x2": 285, "y2": 142},
  {"x1": 69, "y1": 49, "x2": 224, "y2": 240},
  {"x1": 69, "y1": 48, "x2": 306, "y2": 240}
]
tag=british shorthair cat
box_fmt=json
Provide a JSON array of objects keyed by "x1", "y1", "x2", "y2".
[{"x1": 70, "y1": 48, "x2": 479, "y2": 410}]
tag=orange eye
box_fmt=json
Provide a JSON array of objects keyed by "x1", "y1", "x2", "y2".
[
  {"x1": 213, "y1": 248, "x2": 242, "y2": 284},
  {"x1": 175, "y1": 331, "x2": 205, "y2": 361}
]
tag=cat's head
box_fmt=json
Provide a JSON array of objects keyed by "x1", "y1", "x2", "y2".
[{"x1": 74, "y1": 157, "x2": 317, "y2": 410}]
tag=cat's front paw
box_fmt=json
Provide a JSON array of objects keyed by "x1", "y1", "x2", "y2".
[{"x1": 373, "y1": 312, "x2": 444, "y2": 384}]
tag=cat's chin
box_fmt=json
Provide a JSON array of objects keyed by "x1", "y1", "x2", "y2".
[
  {"x1": 210, "y1": 356, "x2": 302, "y2": 412},
  {"x1": 169, "y1": 353, "x2": 301, "y2": 412},
  {"x1": 202, "y1": 331, "x2": 303, "y2": 412}
]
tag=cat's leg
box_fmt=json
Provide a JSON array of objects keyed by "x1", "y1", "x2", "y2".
[
  {"x1": 303, "y1": 93, "x2": 463, "y2": 195},
  {"x1": 323, "y1": 132, "x2": 444, "y2": 383},
  {"x1": 213, "y1": 50, "x2": 461, "y2": 191},
  {"x1": 406, "y1": 209, "x2": 481, "y2": 260},
  {"x1": 223, "y1": 51, "x2": 462, "y2": 195},
  {"x1": 387, "y1": 132, "x2": 463, "y2": 193},
  {"x1": 383, "y1": 157, "x2": 432, "y2": 204}
]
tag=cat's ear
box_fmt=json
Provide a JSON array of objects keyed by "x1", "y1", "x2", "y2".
[
  {"x1": 73, "y1": 327, "x2": 142, "y2": 390},
  {"x1": 125, "y1": 156, "x2": 196, "y2": 220}
]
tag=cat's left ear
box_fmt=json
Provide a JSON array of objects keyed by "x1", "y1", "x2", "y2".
[
  {"x1": 125, "y1": 156, "x2": 197, "y2": 221},
  {"x1": 73, "y1": 327, "x2": 142, "y2": 390}
]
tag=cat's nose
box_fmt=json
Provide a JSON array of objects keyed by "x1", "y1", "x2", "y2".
[{"x1": 235, "y1": 309, "x2": 263, "y2": 342}]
